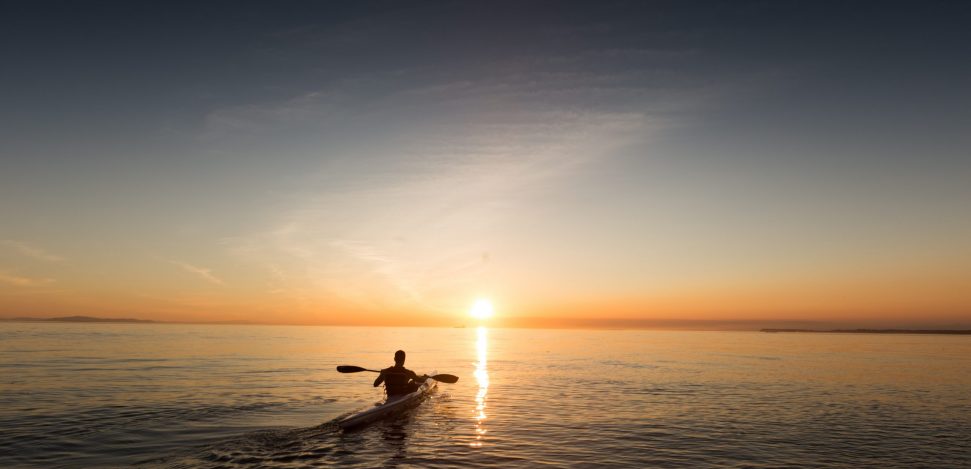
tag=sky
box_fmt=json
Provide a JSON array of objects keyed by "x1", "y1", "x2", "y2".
[{"x1": 1, "y1": 1, "x2": 970, "y2": 328}]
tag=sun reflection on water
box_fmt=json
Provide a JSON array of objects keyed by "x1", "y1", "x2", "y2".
[{"x1": 472, "y1": 326, "x2": 489, "y2": 448}]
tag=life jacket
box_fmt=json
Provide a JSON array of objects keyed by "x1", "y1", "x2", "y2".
[{"x1": 382, "y1": 366, "x2": 415, "y2": 395}]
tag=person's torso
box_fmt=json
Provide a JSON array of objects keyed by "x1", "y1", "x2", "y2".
[{"x1": 382, "y1": 366, "x2": 415, "y2": 395}]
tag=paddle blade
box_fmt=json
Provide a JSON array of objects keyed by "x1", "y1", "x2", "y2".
[
  {"x1": 430, "y1": 373, "x2": 459, "y2": 384},
  {"x1": 337, "y1": 365, "x2": 367, "y2": 373}
]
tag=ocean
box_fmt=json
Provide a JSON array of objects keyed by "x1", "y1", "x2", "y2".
[{"x1": 1, "y1": 322, "x2": 969, "y2": 468}]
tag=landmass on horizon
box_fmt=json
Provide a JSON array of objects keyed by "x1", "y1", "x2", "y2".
[
  {"x1": 0, "y1": 316, "x2": 249, "y2": 325},
  {"x1": 0, "y1": 315, "x2": 156, "y2": 323},
  {"x1": 761, "y1": 328, "x2": 971, "y2": 335}
]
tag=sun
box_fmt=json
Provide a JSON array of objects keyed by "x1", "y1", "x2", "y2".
[{"x1": 468, "y1": 298, "x2": 494, "y2": 320}]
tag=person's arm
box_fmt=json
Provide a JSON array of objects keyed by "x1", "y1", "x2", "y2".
[
  {"x1": 408, "y1": 369, "x2": 427, "y2": 383},
  {"x1": 373, "y1": 370, "x2": 385, "y2": 387}
]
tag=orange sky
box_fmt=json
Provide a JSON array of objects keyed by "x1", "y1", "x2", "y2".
[{"x1": 2, "y1": 233, "x2": 969, "y2": 328}]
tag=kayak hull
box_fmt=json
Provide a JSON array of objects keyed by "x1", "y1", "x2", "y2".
[{"x1": 338, "y1": 370, "x2": 437, "y2": 429}]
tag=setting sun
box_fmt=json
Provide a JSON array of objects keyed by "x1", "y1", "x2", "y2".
[{"x1": 468, "y1": 299, "x2": 494, "y2": 320}]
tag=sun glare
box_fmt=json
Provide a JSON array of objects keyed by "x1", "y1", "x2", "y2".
[{"x1": 469, "y1": 298, "x2": 494, "y2": 320}]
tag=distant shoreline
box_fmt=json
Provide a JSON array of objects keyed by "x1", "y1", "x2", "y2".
[
  {"x1": 1, "y1": 315, "x2": 156, "y2": 324},
  {"x1": 761, "y1": 328, "x2": 971, "y2": 335},
  {"x1": 0, "y1": 316, "x2": 256, "y2": 325}
]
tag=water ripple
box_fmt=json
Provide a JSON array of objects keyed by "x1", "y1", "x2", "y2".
[{"x1": 1, "y1": 324, "x2": 969, "y2": 468}]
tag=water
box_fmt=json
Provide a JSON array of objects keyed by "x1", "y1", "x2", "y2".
[{"x1": 1, "y1": 323, "x2": 969, "y2": 468}]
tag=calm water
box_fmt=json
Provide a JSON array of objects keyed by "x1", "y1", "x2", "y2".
[{"x1": 1, "y1": 323, "x2": 969, "y2": 468}]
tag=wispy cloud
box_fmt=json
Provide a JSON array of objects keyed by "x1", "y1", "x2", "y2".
[
  {"x1": 215, "y1": 105, "x2": 652, "y2": 315},
  {"x1": 0, "y1": 239, "x2": 65, "y2": 263},
  {"x1": 202, "y1": 90, "x2": 345, "y2": 140},
  {"x1": 0, "y1": 271, "x2": 55, "y2": 287},
  {"x1": 201, "y1": 32, "x2": 692, "y2": 315},
  {"x1": 329, "y1": 239, "x2": 422, "y2": 303},
  {"x1": 171, "y1": 261, "x2": 226, "y2": 286}
]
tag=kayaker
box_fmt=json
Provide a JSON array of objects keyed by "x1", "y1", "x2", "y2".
[{"x1": 374, "y1": 350, "x2": 427, "y2": 396}]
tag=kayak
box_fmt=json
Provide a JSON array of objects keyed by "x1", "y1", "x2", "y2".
[{"x1": 338, "y1": 370, "x2": 438, "y2": 429}]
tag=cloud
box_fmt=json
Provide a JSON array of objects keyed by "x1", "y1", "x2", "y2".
[
  {"x1": 215, "y1": 105, "x2": 654, "y2": 315},
  {"x1": 171, "y1": 261, "x2": 226, "y2": 286},
  {"x1": 200, "y1": 31, "x2": 697, "y2": 314},
  {"x1": 0, "y1": 239, "x2": 65, "y2": 262},
  {"x1": 0, "y1": 271, "x2": 54, "y2": 287},
  {"x1": 196, "y1": 32, "x2": 707, "y2": 145},
  {"x1": 329, "y1": 239, "x2": 422, "y2": 302},
  {"x1": 201, "y1": 90, "x2": 346, "y2": 141}
]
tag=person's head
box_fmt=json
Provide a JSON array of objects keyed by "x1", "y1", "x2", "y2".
[{"x1": 394, "y1": 350, "x2": 406, "y2": 366}]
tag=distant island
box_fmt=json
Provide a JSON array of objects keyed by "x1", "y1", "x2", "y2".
[
  {"x1": 761, "y1": 328, "x2": 971, "y2": 335},
  {"x1": 1, "y1": 315, "x2": 156, "y2": 324}
]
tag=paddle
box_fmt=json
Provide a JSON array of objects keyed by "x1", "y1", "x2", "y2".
[{"x1": 336, "y1": 365, "x2": 459, "y2": 384}]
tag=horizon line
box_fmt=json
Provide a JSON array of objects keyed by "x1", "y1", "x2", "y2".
[{"x1": 3, "y1": 315, "x2": 970, "y2": 331}]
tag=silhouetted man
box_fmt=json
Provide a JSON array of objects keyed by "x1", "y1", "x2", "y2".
[{"x1": 374, "y1": 350, "x2": 426, "y2": 397}]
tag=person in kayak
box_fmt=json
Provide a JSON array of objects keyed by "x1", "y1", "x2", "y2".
[{"x1": 374, "y1": 350, "x2": 427, "y2": 396}]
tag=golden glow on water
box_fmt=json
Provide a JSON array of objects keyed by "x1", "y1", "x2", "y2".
[{"x1": 472, "y1": 326, "x2": 489, "y2": 447}]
